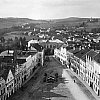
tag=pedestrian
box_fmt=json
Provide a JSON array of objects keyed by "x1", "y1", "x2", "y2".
[{"x1": 74, "y1": 79, "x2": 75, "y2": 83}]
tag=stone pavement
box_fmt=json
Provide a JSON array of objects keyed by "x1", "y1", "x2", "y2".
[
  {"x1": 66, "y1": 69, "x2": 100, "y2": 100},
  {"x1": 62, "y1": 69, "x2": 91, "y2": 100}
]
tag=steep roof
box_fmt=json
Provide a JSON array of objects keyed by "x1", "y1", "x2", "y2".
[
  {"x1": 0, "y1": 69, "x2": 9, "y2": 81},
  {"x1": 0, "y1": 66, "x2": 15, "y2": 81},
  {"x1": 69, "y1": 48, "x2": 80, "y2": 54},
  {"x1": 75, "y1": 49, "x2": 90, "y2": 59},
  {"x1": 31, "y1": 43, "x2": 43, "y2": 52},
  {"x1": 86, "y1": 50, "x2": 98, "y2": 59},
  {"x1": 94, "y1": 53, "x2": 100, "y2": 64}
]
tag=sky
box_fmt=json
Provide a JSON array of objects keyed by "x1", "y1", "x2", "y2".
[{"x1": 0, "y1": 0, "x2": 100, "y2": 19}]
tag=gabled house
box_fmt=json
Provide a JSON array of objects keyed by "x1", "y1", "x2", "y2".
[
  {"x1": 14, "y1": 64, "x2": 23, "y2": 92},
  {"x1": 3, "y1": 68, "x2": 15, "y2": 98},
  {"x1": 29, "y1": 43, "x2": 44, "y2": 66},
  {"x1": 54, "y1": 43, "x2": 73, "y2": 67}
]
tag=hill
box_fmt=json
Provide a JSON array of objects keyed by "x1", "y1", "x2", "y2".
[
  {"x1": 36, "y1": 17, "x2": 89, "y2": 28},
  {"x1": 37, "y1": 17, "x2": 100, "y2": 32},
  {"x1": 0, "y1": 17, "x2": 48, "y2": 29}
]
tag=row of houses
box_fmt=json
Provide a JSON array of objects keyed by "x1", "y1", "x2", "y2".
[
  {"x1": 54, "y1": 43, "x2": 100, "y2": 96},
  {"x1": 0, "y1": 43, "x2": 44, "y2": 100},
  {"x1": 28, "y1": 39, "x2": 64, "y2": 50}
]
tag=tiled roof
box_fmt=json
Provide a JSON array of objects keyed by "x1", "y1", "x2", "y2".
[
  {"x1": 0, "y1": 69, "x2": 9, "y2": 81},
  {"x1": 31, "y1": 43, "x2": 43, "y2": 52},
  {"x1": 66, "y1": 46, "x2": 73, "y2": 51},
  {"x1": 69, "y1": 48, "x2": 80, "y2": 54},
  {"x1": 75, "y1": 49, "x2": 90, "y2": 59},
  {"x1": 94, "y1": 53, "x2": 100, "y2": 64},
  {"x1": 86, "y1": 50, "x2": 98, "y2": 58}
]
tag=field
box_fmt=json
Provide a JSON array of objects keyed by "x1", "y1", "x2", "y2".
[{"x1": 3, "y1": 31, "x2": 38, "y2": 41}]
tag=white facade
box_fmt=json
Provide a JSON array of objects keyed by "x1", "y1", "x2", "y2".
[
  {"x1": 6, "y1": 70, "x2": 14, "y2": 98},
  {"x1": 80, "y1": 59, "x2": 86, "y2": 81},
  {"x1": 14, "y1": 64, "x2": 24, "y2": 91},
  {"x1": 28, "y1": 40, "x2": 39, "y2": 47},
  {"x1": 0, "y1": 77, "x2": 6, "y2": 100},
  {"x1": 93, "y1": 61, "x2": 100, "y2": 95},
  {"x1": 54, "y1": 44, "x2": 68, "y2": 65},
  {"x1": 86, "y1": 55, "x2": 94, "y2": 87}
]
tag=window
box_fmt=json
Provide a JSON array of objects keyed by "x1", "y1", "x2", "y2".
[
  {"x1": 3, "y1": 88, "x2": 5, "y2": 93},
  {"x1": 86, "y1": 77, "x2": 87, "y2": 81},
  {"x1": 94, "y1": 77, "x2": 95, "y2": 81},
  {"x1": 92, "y1": 74, "x2": 93, "y2": 79},
  {"x1": 12, "y1": 83, "x2": 13, "y2": 87},
  {"x1": 88, "y1": 79, "x2": 89, "y2": 83},
  {"x1": 96, "y1": 79, "x2": 97, "y2": 84},
  {"x1": 7, "y1": 87, "x2": 9, "y2": 90},
  {"x1": 94, "y1": 85, "x2": 95, "y2": 89},
  {"x1": 90, "y1": 73, "x2": 91, "y2": 77},
  {"x1": 96, "y1": 87, "x2": 97, "y2": 91},
  {"x1": 88, "y1": 71, "x2": 89, "y2": 75}
]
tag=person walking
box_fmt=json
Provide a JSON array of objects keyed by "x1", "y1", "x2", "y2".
[{"x1": 74, "y1": 79, "x2": 75, "y2": 83}]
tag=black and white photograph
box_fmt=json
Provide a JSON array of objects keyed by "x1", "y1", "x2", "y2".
[{"x1": 0, "y1": 0, "x2": 100, "y2": 100}]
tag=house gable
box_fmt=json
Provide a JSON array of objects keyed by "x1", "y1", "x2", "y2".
[{"x1": 6, "y1": 70, "x2": 14, "y2": 83}]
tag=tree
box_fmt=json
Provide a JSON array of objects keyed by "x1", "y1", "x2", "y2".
[
  {"x1": 0, "y1": 37, "x2": 5, "y2": 43},
  {"x1": 14, "y1": 36, "x2": 19, "y2": 42},
  {"x1": 23, "y1": 37, "x2": 26, "y2": 42}
]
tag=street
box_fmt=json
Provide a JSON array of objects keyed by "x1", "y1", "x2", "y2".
[{"x1": 8, "y1": 57, "x2": 97, "y2": 100}]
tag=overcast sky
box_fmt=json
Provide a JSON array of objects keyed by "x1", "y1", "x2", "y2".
[{"x1": 0, "y1": 0, "x2": 100, "y2": 19}]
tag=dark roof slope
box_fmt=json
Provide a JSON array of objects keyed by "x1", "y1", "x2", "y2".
[
  {"x1": 75, "y1": 49, "x2": 90, "y2": 59},
  {"x1": 31, "y1": 43, "x2": 43, "y2": 52},
  {"x1": 94, "y1": 53, "x2": 100, "y2": 64},
  {"x1": 69, "y1": 48, "x2": 80, "y2": 54},
  {"x1": 86, "y1": 50, "x2": 98, "y2": 58},
  {"x1": 0, "y1": 66, "x2": 15, "y2": 81},
  {"x1": 0, "y1": 69, "x2": 9, "y2": 81}
]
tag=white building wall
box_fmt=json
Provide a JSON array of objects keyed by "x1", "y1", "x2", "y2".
[{"x1": 93, "y1": 61, "x2": 100, "y2": 95}]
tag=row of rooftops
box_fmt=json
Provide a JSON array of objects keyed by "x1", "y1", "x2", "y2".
[
  {"x1": 59, "y1": 43, "x2": 100, "y2": 64},
  {"x1": 70, "y1": 48, "x2": 100, "y2": 64},
  {"x1": 28, "y1": 39, "x2": 64, "y2": 47},
  {"x1": 0, "y1": 43, "x2": 43, "y2": 81}
]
